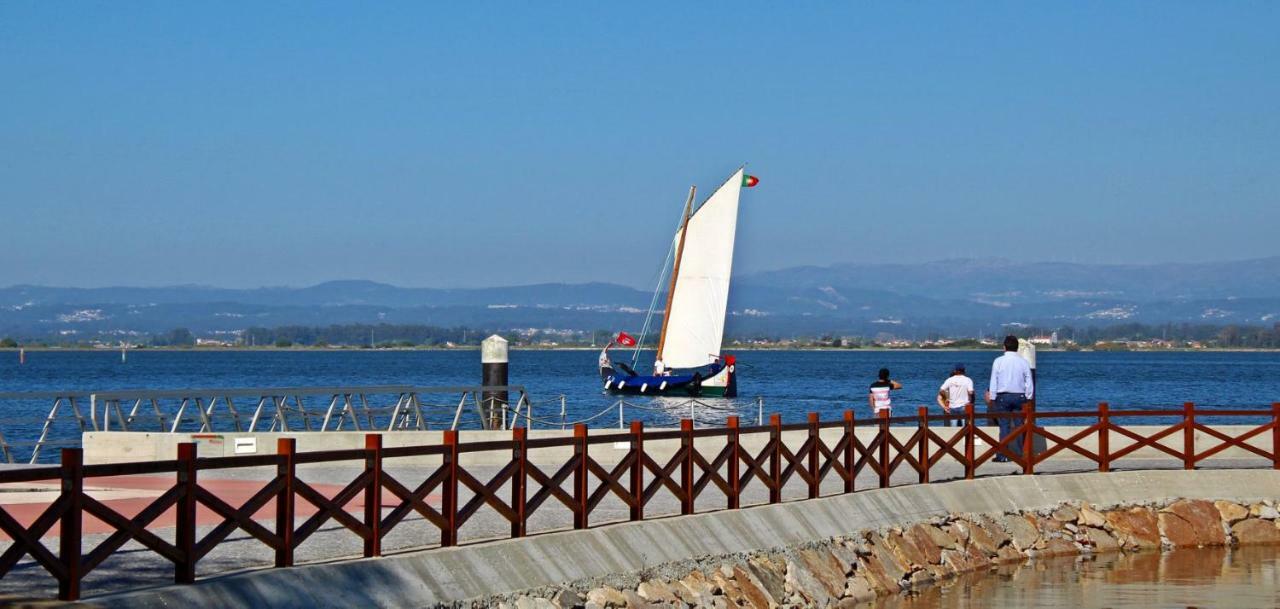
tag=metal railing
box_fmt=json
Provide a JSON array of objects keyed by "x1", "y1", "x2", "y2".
[
  {"x1": 0, "y1": 386, "x2": 533, "y2": 464},
  {"x1": 0, "y1": 387, "x2": 767, "y2": 464}
]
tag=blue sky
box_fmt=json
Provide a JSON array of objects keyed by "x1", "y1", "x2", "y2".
[{"x1": 2, "y1": 2, "x2": 1277, "y2": 288}]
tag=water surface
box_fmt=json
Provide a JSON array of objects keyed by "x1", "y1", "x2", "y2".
[{"x1": 878, "y1": 545, "x2": 1280, "y2": 609}]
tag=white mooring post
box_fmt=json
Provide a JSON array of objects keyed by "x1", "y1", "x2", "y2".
[{"x1": 481, "y1": 335, "x2": 509, "y2": 430}]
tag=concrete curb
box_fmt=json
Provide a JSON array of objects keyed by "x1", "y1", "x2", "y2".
[{"x1": 91, "y1": 469, "x2": 1280, "y2": 608}]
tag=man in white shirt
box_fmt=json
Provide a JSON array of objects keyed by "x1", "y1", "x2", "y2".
[
  {"x1": 984, "y1": 335, "x2": 1034, "y2": 462},
  {"x1": 937, "y1": 363, "x2": 974, "y2": 427},
  {"x1": 598, "y1": 345, "x2": 614, "y2": 380}
]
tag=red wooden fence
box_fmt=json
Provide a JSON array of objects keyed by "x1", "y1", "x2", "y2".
[{"x1": 1, "y1": 402, "x2": 1277, "y2": 600}]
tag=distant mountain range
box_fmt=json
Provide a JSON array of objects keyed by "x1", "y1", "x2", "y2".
[{"x1": 3, "y1": 257, "x2": 1279, "y2": 339}]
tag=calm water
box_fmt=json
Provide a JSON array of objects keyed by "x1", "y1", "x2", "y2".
[
  {"x1": 1, "y1": 349, "x2": 1278, "y2": 458},
  {"x1": 878, "y1": 545, "x2": 1280, "y2": 609}
]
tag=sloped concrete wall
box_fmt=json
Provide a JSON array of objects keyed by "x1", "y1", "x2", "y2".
[{"x1": 91, "y1": 469, "x2": 1280, "y2": 608}]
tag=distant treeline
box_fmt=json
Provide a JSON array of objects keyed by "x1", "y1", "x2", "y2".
[
  {"x1": 5, "y1": 321, "x2": 1280, "y2": 349},
  {"x1": 242, "y1": 324, "x2": 502, "y2": 347},
  {"x1": 1006, "y1": 323, "x2": 1280, "y2": 348}
]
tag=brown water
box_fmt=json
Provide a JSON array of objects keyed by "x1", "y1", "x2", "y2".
[{"x1": 874, "y1": 545, "x2": 1280, "y2": 609}]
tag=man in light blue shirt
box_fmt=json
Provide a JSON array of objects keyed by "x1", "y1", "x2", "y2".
[{"x1": 984, "y1": 335, "x2": 1034, "y2": 462}]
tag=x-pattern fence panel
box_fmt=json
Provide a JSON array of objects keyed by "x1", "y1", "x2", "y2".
[{"x1": 1, "y1": 402, "x2": 1278, "y2": 601}]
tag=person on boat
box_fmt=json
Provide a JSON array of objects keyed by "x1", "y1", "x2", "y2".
[
  {"x1": 984, "y1": 335, "x2": 1034, "y2": 463},
  {"x1": 654, "y1": 358, "x2": 669, "y2": 376},
  {"x1": 937, "y1": 363, "x2": 974, "y2": 427},
  {"x1": 868, "y1": 368, "x2": 902, "y2": 416},
  {"x1": 598, "y1": 344, "x2": 614, "y2": 380}
]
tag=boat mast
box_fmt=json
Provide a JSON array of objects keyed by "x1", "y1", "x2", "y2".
[{"x1": 655, "y1": 186, "x2": 696, "y2": 365}]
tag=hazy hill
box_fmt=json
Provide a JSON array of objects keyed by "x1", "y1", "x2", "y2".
[{"x1": 3, "y1": 258, "x2": 1279, "y2": 339}]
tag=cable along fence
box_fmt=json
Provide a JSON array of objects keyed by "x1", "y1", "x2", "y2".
[
  {"x1": 0, "y1": 401, "x2": 1276, "y2": 600},
  {"x1": 0, "y1": 387, "x2": 769, "y2": 464}
]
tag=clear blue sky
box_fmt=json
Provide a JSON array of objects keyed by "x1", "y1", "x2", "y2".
[{"x1": 2, "y1": 2, "x2": 1277, "y2": 289}]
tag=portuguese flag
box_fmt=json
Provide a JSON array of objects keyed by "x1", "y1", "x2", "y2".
[{"x1": 742, "y1": 174, "x2": 759, "y2": 188}]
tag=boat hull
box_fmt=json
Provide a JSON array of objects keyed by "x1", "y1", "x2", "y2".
[{"x1": 603, "y1": 359, "x2": 737, "y2": 398}]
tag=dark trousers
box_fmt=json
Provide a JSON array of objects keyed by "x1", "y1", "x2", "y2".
[{"x1": 994, "y1": 393, "x2": 1026, "y2": 460}]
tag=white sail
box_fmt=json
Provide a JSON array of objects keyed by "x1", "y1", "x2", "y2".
[{"x1": 659, "y1": 168, "x2": 743, "y2": 369}]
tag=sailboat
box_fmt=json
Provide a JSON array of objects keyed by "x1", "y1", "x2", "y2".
[{"x1": 600, "y1": 167, "x2": 756, "y2": 397}]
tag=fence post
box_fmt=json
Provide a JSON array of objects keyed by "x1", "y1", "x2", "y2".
[
  {"x1": 364, "y1": 434, "x2": 383, "y2": 556},
  {"x1": 727, "y1": 416, "x2": 741, "y2": 509},
  {"x1": 175, "y1": 442, "x2": 198, "y2": 583},
  {"x1": 573, "y1": 423, "x2": 588, "y2": 529},
  {"x1": 769, "y1": 414, "x2": 782, "y2": 504},
  {"x1": 680, "y1": 419, "x2": 695, "y2": 515},
  {"x1": 1273, "y1": 403, "x2": 1280, "y2": 471},
  {"x1": 806, "y1": 412, "x2": 820, "y2": 499},
  {"x1": 843, "y1": 410, "x2": 855, "y2": 494},
  {"x1": 1021, "y1": 403, "x2": 1034, "y2": 475},
  {"x1": 1098, "y1": 402, "x2": 1110, "y2": 473},
  {"x1": 878, "y1": 409, "x2": 890, "y2": 488},
  {"x1": 1183, "y1": 402, "x2": 1195, "y2": 470},
  {"x1": 275, "y1": 438, "x2": 296, "y2": 567},
  {"x1": 58, "y1": 448, "x2": 84, "y2": 601},
  {"x1": 441, "y1": 430, "x2": 459, "y2": 546},
  {"x1": 511, "y1": 427, "x2": 527, "y2": 538},
  {"x1": 917, "y1": 406, "x2": 930, "y2": 484},
  {"x1": 963, "y1": 404, "x2": 976, "y2": 480},
  {"x1": 630, "y1": 421, "x2": 644, "y2": 520}
]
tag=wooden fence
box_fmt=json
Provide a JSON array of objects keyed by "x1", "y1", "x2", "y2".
[{"x1": 1, "y1": 402, "x2": 1278, "y2": 600}]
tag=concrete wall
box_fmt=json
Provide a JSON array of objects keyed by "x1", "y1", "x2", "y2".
[
  {"x1": 92, "y1": 469, "x2": 1280, "y2": 608},
  {"x1": 83, "y1": 424, "x2": 1276, "y2": 466}
]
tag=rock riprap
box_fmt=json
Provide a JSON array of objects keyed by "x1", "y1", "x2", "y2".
[{"x1": 494, "y1": 498, "x2": 1280, "y2": 609}]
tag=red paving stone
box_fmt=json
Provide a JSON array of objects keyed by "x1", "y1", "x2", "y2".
[{"x1": 0, "y1": 475, "x2": 440, "y2": 538}]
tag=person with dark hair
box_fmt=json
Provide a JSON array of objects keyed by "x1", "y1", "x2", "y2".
[
  {"x1": 937, "y1": 363, "x2": 973, "y2": 427},
  {"x1": 868, "y1": 368, "x2": 902, "y2": 416},
  {"x1": 984, "y1": 335, "x2": 1034, "y2": 462}
]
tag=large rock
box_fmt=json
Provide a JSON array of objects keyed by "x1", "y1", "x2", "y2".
[
  {"x1": 515, "y1": 596, "x2": 557, "y2": 609},
  {"x1": 673, "y1": 571, "x2": 715, "y2": 607},
  {"x1": 1052, "y1": 505, "x2": 1080, "y2": 522},
  {"x1": 586, "y1": 587, "x2": 628, "y2": 608},
  {"x1": 885, "y1": 530, "x2": 932, "y2": 569},
  {"x1": 1159, "y1": 499, "x2": 1227, "y2": 547},
  {"x1": 1105, "y1": 507, "x2": 1162, "y2": 549},
  {"x1": 1031, "y1": 537, "x2": 1078, "y2": 557},
  {"x1": 1081, "y1": 527, "x2": 1121, "y2": 553},
  {"x1": 796, "y1": 549, "x2": 846, "y2": 599},
  {"x1": 784, "y1": 559, "x2": 832, "y2": 607},
  {"x1": 1214, "y1": 500, "x2": 1249, "y2": 524},
  {"x1": 621, "y1": 590, "x2": 655, "y2": 609},
  {"x1": 745, "y1": 556, "x2": 787, "y2": 605},
  {"x1": 731, "y1": 564, "x2": 777, "y2": 608},
  {"x1": 1250, "y1": 503, "x2": 1280, "y2": 520},
  {"x1": 635, "y1": 581, "x2": 680, "y2": 605},
  {"x1": 1077, "y1": 504, "x2": 1107, "y2": 528},
  {"x1": 903, "y1": 524, "x2": 948, "y2": 564},
  {"x1": 940, "y1": 545, "x2": 989, "y2": 573},
  {"x1": 1029, "y1": 514, "x2": 1065, "y2": 534},
  {"x1": 842, "y1": 573, "x2": 879, "y2": 603},
  {"x1": 1231, "y1": 518, "x2": 1280, "y2": 545},
  {"x1": 858, "y1": 534, "x2": 907, "y2": 594},
  {"x1": 956, "y1": 516, "x2": 1009, "y2": 556},
  {"x1": 992, "y1": 513, "x2": 1041, "y2": 551},
  {"x1": 828, "y1": 541, "x2": 860, "y2": 573}
]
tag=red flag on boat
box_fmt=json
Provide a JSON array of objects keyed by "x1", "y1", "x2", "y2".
[
  {"x1": 615, "y1": 332, "x2": 637, "y2": 347},
  {"x1": 742, "y1": 174, "x2": 759, "y2": 188}
]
